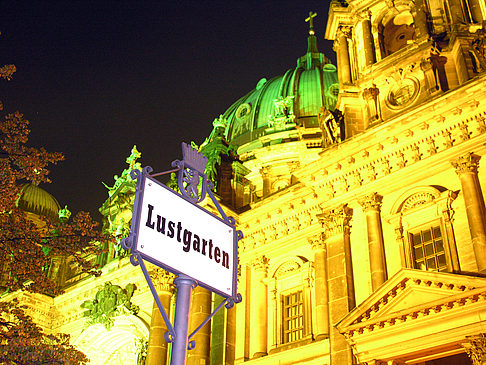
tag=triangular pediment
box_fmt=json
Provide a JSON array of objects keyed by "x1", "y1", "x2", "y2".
[{"x1": 338, "y1": 268, "x2": 486, "y2": 332}]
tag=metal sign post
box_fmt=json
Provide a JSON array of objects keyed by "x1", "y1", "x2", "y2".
[{"x1": 121, "y1": 142, "x2": 242, "y2": 365}]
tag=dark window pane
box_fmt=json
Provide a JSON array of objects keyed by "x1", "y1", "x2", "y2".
[
  {"x1": 423, "y1": 229, "x2": 432, "y2": 242},
  {"x1": 433, "y1": 226, "x2": 442, "y2": 238},
  {"x1": 425, "y1": 243, "x2": 434, "y2": 256},
  {"x1": 412, "y1": 233, "x2": 422, "y2": 245},
  {"x1": 426, "y1": 257, "x2": 437, "y2": 269},
  {"x1": 435, "y1": 239, "x2": 444, "y2": 252},
  {"x1": 437, "y1": 254, "x2": 447, "y2": 267},
  {"x1": 414, "y1": 246, "x2": 424, "y2": 260}
]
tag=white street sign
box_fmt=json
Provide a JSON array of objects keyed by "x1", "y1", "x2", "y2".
[{"x1": 134, "y1": 176, "x2": 236, "y2": 297}]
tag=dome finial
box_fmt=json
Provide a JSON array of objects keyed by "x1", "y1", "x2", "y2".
[{"x1": 305, "y1": 11, "x2": 317, "y2": 35}]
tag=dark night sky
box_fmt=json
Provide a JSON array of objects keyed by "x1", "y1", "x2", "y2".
[{"x1": 2, "y1": 1, "x2": 334, "y2": 220}]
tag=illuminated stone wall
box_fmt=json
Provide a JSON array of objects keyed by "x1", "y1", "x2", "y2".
[{"x1": 17, "y1": 1, "x2": 486, "y2": 364}]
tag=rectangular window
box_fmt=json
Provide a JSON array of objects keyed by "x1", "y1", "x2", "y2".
[
  {"x1": 410, "y1": 226, "x2": 448, "y2": 272},
  {"x1": 282, "y1": 291, "x2": 304, "y2": 343}
]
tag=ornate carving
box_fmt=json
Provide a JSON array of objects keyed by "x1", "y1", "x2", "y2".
[
  {"x1": 463, "y1": 333, "x2": 486, "y2": 365},
  {"x1": 149, "y1": 268, "x2": 175, "y2": 293},
  {"x1": 81, "y1": 282, "x2": 139, "y2": 330},
  {"x1": 252, "y1": 256, "x2": 270, "y2": 274},
  {"x1": 452, "y1": 153, "x2": 481, "y2": 175},
  {"x1": 426, "y1": 137, "x2": 437, "y2": 155},
  {"x1": 460, "y1": 122, "x2": 472, "y2": 141},
  {"x1": 318, "y1": 204, "x2": 353, "y2": 238},
  {"x1": 442, "y1": 129, "x2": 454, "y2": 148},
  {"x1": 401, "y1": 192, "x2": 435, "y2": 211},
  {"x1": 308, "y1": 233, "x2": 325, "y2": 251},
  {"x1": 359, "y1": 193, "x2": 383, "y2": 211},
  {"x1": 275, "y1": 260, "x2": 301, "y2": 277}
]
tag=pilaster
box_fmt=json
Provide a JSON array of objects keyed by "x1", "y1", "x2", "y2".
[{"x1": 318, "y1": 205, "x2": 355, "y2": 365}]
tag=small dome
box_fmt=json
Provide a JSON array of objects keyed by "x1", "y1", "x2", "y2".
[{"x1": 17, "y1": 183, "x2": 61, "y2": 220}]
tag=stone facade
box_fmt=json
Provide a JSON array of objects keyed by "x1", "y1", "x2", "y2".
[{"x1": 9, "y1": 1, "x2": 486, "y2": 364}]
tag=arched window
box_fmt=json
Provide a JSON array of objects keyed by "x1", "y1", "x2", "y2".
[
  {"x1": 387, "y1": 186, "x2": 460, "y2": 272},
  {"x1": 267, "y1": 256, "x2": 313, "y2": 351}
]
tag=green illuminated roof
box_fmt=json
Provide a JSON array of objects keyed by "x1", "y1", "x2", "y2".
[{"x1": 216, "y1": 26, "x2": 339, "y2": 154}]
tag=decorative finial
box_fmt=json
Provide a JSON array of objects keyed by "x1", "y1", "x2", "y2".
[
  {"x1": 305, "y1": 11, "x2": 317, "y2": 35},
  {"x1": 58, "y1": 205, "x2": 71, "y2": 222}
]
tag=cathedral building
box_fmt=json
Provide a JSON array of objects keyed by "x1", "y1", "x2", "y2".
[{"x1": 5, "y1": 0, "x2": 486, "y2": 364}]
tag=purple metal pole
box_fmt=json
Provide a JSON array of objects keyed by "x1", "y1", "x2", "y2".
[{"x1": 170, "y1": 275, "x2": 197, "y2": 365}]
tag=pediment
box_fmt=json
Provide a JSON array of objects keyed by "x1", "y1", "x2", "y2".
[{"x1": 338, "y1": 268, "x2": 486, "y2": 332}]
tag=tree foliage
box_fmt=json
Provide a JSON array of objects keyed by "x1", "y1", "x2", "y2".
[
  {"x1": 0, "y1": 60, "x2": 113, "y2": 363},
  {"x1": 0, "y1": 299, "x2": 89, "y2": 365}
]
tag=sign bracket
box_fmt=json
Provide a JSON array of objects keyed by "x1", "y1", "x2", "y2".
[{"x1": 121, "y1": 142, "x2": 243, "y2": 364}]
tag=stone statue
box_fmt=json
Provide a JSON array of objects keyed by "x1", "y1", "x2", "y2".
[
  {"x1": 319, "y1": 106, "x2": 344, "y2": 146},
  {"x1": 102, "y1": 145, "x2": 142, "y2": 196}
]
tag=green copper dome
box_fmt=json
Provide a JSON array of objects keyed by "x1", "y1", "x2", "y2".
[
  {"x1": 218, "y1": 30, "x2": 339, "y2": 155},
  {"x1": 17, "y1": 183, "x2": 61, "y2": 219}
]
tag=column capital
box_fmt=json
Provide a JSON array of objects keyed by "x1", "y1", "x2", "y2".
[
  {"x1": 451, "y1": 152, "x2": 481, "y2": 175},
  {"x1": 251, "y1": 256, "x2": 270, "y2": 274},
  {"x1": 462, "y1": 333, "x2": 486, "y2": 365},
  {"x1": 308, "y1": 233, "x2": 325, "y2": 251},
  {"x1": 149, "y1": 268, "x2": 176, "y2": 293},
  {"x1": 337, "y1": 25, "x2": 352, "y2": 38},
  {"x1": 317, "y1": 204, "x2": 353, "y2": 238},
  {"x1": 359, "y1": 192, "x2": 383, "y2": 212},
  {"x1": 357, "y1": 9, "x2": 372, "y2": 22}
]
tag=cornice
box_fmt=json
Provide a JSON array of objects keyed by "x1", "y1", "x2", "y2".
[{"x1": 295, "y1": 78, "x2": 486, "y2": 207}]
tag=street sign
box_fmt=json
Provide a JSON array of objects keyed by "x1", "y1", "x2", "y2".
[{"x1": 132, "y1": 174, "x2": 237, "y2": 298}]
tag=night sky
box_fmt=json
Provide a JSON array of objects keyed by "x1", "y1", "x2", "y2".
[{"x1": 3, "y1": 1, "x2": 334, "y2": 220}]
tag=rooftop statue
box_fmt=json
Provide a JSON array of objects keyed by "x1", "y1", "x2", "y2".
[
  {"x1": 199, "y1": 115, "x2": 237, "y2": 189},
  {"x1": 58, "y1": 205, "x2": 71, "y2": 223},
  {"x1": 102, "y1": 145, "x2": 142, "y2": 196}
]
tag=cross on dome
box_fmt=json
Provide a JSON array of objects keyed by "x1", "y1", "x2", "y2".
[{"x1": 305, "y1": 11, "x2": 317, "y2": 35}]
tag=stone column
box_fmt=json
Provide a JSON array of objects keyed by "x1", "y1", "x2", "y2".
[
  {"x1": 249, "y1": 256, "x2": 269, "y2": 359},
  {"x1": 308, "y1": 233, "x2": 329, "y2": 341},
  {"x1": 334, "y1": 26, "x2": 352, "y2": 85},
  {"x1": 318, "y1": 205, "x2": 355, "y2": 365},
  {"x1": 187, "y1": 286, "x2": 212, "y2": 365},
  {"x1": 359, "y1": 193, "x2": 387, "y2": 291},
  {"x1": 360, "y1": 11, "x2": 376, "y2": 67},
  {"x1": 452, "y1": 153, "x2": 486, "y2": 273},
  {"x1": 146, "y1": 269, "x2": 175, "y2": 365}
]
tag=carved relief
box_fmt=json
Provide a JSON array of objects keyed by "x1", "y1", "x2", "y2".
[
  {"x1": 451, "y1": 153, "x2": 481, "y2": 175},
  {"x1": 359, "y1": 193, "x2": 383, "y2": 211},
  {"x1": 149, "y1": 268, "x2": 176, "y2": 293},
  {"x1": 318, "y1": 205, "x2": 353, "y2": 238},
  {"x1": 252, "y1": 256, "x2": 270, "y2": 274},
  {"x1": 463, "y1": 333, "x2": 486, "y2": 365}
]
